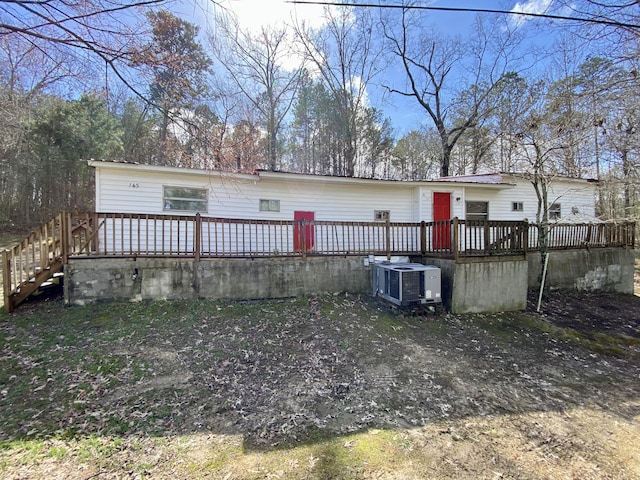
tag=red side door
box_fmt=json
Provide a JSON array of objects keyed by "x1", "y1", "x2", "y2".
[
  {"x1": 294, "y1": 211, "x2": 315, "y2": 252},
  {"x1": 433, "y1": 192, "x2": 451, "y2": 249}
]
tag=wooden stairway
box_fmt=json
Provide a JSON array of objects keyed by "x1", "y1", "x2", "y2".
[{"x1": 2, "y1": 214, "x2": 69, "y2": 313}]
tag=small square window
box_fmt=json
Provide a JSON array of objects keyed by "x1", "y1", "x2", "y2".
[
  {"x1": 259, "y1": 199, "x2": 280, "y2": 212},
  {"x1": 549, "y1": 203, "x2": 561, "y2": 220},
  {"x1": 512, "y1": 202, "x2": 524, "y2": 212},
  {"x1": 374, "y1": 210, "x2": 390, "y2": 221}
]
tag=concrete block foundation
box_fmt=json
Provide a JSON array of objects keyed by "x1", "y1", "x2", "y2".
[
  {"x1": 528, "y1": 248, "x2": 635, "y2": 294},
  {"x1": 423, "y1": 257, "x2": 528, "y2": 314},
  {"x1": 64, "y1": 247, "x2": 635, "y2": 312},
  {"x1": 64, "y1": 256, "x2": 371, "y2": 306}
]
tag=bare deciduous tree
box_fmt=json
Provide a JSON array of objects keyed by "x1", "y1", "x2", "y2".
[
  {"x1": 294, "y1": 5, "x2": 385, "y2": 177},
  {"x1": 555, "y1": 0, "x2": 640, "y2": 58},
  {"x1": 505, "y1": 78, "x2": 590, "y2": 263},
  {"x1": 211, "y1": 15, "x2": 303, "y2": 171},
  {"x1": 0, "y1": 1, "x2": 166, "y2": 94},
  {"x1": 382, "y1": 6, "x2": 522, "y2": 177}
]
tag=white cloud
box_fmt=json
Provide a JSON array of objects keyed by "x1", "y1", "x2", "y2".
[
  {"x1": 509, "y1": 0, "x2": 553, "y2": 27},
  {"x1": 211, "y1": 0, "x2": 331, "y2": 71},
  {"x1": 220, "y1": 0, "x2": 327, "y2": 32}
]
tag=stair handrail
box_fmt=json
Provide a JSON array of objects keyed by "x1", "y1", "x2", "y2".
[{"x1": 2, "y1": 212, "x2": 67, "y2": 313}]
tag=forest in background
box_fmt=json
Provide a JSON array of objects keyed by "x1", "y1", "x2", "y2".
[{"x1": 1, "y1": 0, "x2": 639, "y2": 230}]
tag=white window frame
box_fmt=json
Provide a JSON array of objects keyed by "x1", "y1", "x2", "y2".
[
  {"x1": 512, "y1": 202, "x2": 524, "y2": 212},
  {"x1": 549, "y1": 203, "x2": 561, "y2": 220},
  {"x1": 163, "y1": 186, "x2": 208, "y2": 213},
  {"x1": 259, "y1": 199, "x2": 280, "y2": 212}
]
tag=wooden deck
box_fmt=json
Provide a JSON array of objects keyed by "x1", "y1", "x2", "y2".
[{"x1": 2, "y1": 212, "x2": 636, "y2": 312}]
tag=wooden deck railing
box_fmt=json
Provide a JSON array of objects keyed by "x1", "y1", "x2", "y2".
[
  {"x1": 454, "y1": 219, "x2": 529, "y2": 257},
  {"x1": 62, "y1": 213, "x2": 634, "y2": 260},
  {"x1": 69, "y1": 213, "x2": 425, "y2": 259},
  {"x1": 3, "y1": 212, "x2": 635, "y2": 312},
  {"x1": 529, "y1": 222, "x2": 636, "y2": 250}
]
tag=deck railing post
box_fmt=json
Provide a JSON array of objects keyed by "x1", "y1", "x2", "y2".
[
  {"x1": 194, "y1": 213, "x2": 201, "y2": 261},
  {"x1": 483, "y1": 220, "x2": 490, "y2": 254},
  {"x1": 301, "y1": 219, "x2": 307, "y2": 259},
  {"x1": 452, "y1": 217, "x2": 459, "y2": 260},
  {"x1": 420, "y1": 221, "x2": 426, "y2": 255},
  {"x1": 91, "y1": 212, "x2": 98, "y2": 253},
  {"x1": 523, "y1": 220, "x2": 529, "y2": 256},
  {"x1": 385, "y1": 220, "x2": 391, "y2": 260},
  {"x1": 60, "y1": 211, "x2": 69, "y2": 264},
  {"x1": 2, "y1": 249, "x2": 12, "y2": 313}
]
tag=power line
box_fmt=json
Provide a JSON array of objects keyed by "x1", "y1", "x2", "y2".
[{"x1": 287, "y1": 1, "x2": 640, "y2": 30}]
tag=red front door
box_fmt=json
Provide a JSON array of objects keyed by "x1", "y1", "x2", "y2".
[
  {"x1": 294, "y1": 211, "x2": 315, "y2": 252},
  {"x1": 433, "y1": 192, "x2": 451, "y2": 249}
]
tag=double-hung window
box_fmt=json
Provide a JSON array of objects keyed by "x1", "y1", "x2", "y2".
[
  {"x1": 466, "y1": 201, "x2": 489, "y2": 221},
  {"x1": 549, "y1": 203, "x2": 561, "y2": 220},
  {"x1": 163, "y1": 186, "x2": 208, "y2": 213}
]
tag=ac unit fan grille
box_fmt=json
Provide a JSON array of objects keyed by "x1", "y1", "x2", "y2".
[
  {"x1": 402, "y1": 271, "x2": 421, "y2": 300},
  {"x1": 390, "y1": 270, "x2": 400, "y2": 299}
]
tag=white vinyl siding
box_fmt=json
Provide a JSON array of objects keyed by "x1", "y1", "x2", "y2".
[
  {"x1": 92, "y1": 163, "x2": 597, "y2": 225},
  {"x1": 462, "y1": 179, "x2": 596, "y2": 222},
  {"x1": 94, "y1": 166, "x2": 417, "y2": 222},
  {"x1": 251, "y1": 180, "x2": 415, "y2": 222}
]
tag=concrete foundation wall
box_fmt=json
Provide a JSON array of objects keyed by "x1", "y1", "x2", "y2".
[
  {"x1": 528, "y1": 248, "x2": 635, "y2": 294},
  {"x1": 65, "y1": 248, "x2": 634, "y2": 312},
  {"x1": 424, "y1": 257, "x2": 528, "y2": 314},
  {"x1": 65, "y1": 256, "x2": 371, "y2": 305}
]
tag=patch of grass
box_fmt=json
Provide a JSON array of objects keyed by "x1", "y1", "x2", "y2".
[
  {"x1": 0, "y1": 435, "x2": 131, "y2": 474},
  {"x1": 475, "y1": 311, "x2": 637, "y2": 357},
  {"x1": 0, "y1": 439, "x2": 47, "y2": 460},
  {"x1": 364, "y1": 307, "x2": 406, "y2": 336},
  {"x1": 186, "y1": 428, "x2": 429, "y2": 480},
  {"x1": 76, "y1": 436, "x2": 125, "y2": 460}
]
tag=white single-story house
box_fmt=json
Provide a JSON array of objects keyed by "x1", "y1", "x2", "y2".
[
  {"x1": 2, "y1": 160, "x2": 622, "y2": 314},
  {"x1": 90, "y1": 160, "x2": 597, "y2": 224}
]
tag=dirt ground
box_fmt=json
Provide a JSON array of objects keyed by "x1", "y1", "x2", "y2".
[{"x1": 0, "y1": 258, "x2": 639, "y2": 478}]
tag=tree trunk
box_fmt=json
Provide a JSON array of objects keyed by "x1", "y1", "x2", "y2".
[
  {"x1": 157, "y1": 108, "x2": 169, "y2": 166},
  {"x1": 268, "y1": 108, "x2": 277, "y2": 171},
  {"x1": 533, "y1": 175, "x2": 550, "y2": 286},
  {"x1": 622, "y1": 149, "x2": 631, "y2": 217},
  {"x1": 440, "y1": 146, "x2": 451, "y2": 177}
]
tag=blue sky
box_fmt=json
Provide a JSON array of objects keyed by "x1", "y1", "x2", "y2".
[{"x1": 175, "y1": 0, "x2": 560, "y2": 137}]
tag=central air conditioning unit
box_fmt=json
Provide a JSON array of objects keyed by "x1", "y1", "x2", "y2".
[{"x1": 373, "y1": 262, "x2": 442, "y2": 307}]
